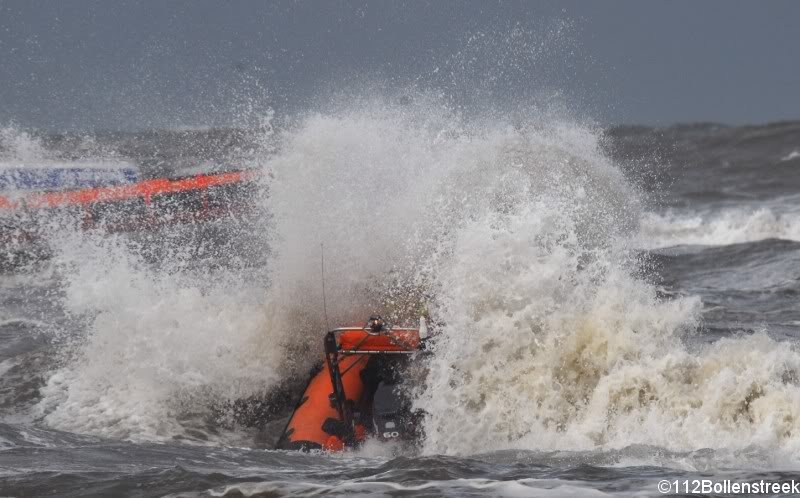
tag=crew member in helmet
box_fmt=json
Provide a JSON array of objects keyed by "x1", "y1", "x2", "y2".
[{"x1": 368, "y1": 315, "x2": 386, "y2": 333}]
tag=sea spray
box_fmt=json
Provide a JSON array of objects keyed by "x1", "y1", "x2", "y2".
[
  {"x1": 30, "y1": 97, "x2": 800, "y2": 460},
  {"x1": 34, "y1": 227, "x2": 279, "y2": 441},
  {"x1": 0, "y1": 125, "x2": 52, "y2": 163},
  {"x1": 31, "y1": 98, "x2": 663, "y2": 443}
]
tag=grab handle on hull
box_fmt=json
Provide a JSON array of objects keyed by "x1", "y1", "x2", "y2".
[{"x1": 324, "y1": 331, "x2": 356, "y2": 444}]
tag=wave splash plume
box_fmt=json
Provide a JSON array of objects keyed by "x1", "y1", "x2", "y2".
[{"x1": 20, "y1": 97, "x2": 800, "y2": 467}]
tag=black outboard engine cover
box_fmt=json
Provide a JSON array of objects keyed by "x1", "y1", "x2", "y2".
[{"x1": 371, "y1": 382, "x2": 415, "y2": 441}]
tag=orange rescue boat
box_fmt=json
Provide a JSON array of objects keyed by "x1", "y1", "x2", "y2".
[{"x1": 277, "y1": 316, "x2": 427, "y2": 451}]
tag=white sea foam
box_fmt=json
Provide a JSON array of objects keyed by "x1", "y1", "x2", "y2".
[
  {"x1": 0, "y1": 359, "x2": 16, "y2": 378},
  {"x1": 780, "y1": 150, "x2": 800, "y2": 162},
  {"x1": 638, "y1": 207, "x2": 800, "y2": 249},
  {"x1": 192, "y1": 479, "x2": 613, "y2": 498}
]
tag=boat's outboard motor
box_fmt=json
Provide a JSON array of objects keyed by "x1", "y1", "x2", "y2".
[{"x1": 371, "y1": 382, "x2": 416, "y2": 441}]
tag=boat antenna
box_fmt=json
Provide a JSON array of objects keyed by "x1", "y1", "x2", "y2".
[{"x1": 320, "y1": 243, "x2": 330, "y2": 331}]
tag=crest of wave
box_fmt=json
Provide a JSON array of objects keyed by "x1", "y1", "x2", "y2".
[
  {"x1": 416, "y1": 121, "x2": 800, "y2": 460},
  {"x1": 639, "y1": 207, "x2": 800, "y2": 249}
]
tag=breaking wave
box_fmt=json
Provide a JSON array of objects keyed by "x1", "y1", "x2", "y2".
[
  {"x1": 639, "y1": 206, "x2": 800, "y2": 249},
  {"x1": 24, "y1": 96, "x2": 800, "y2": 465},
  {"x1": 780, "y1": 150, "x2": 800, "y2": 162}
]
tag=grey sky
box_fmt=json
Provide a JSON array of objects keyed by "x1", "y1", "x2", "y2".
[{"x1": 1, "y1": 0, "x2": 798, "y2": 130}]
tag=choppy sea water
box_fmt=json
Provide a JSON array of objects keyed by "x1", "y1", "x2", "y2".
[{"x1": 1, "y1": 111, "x2": 800, "y2": 497}]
